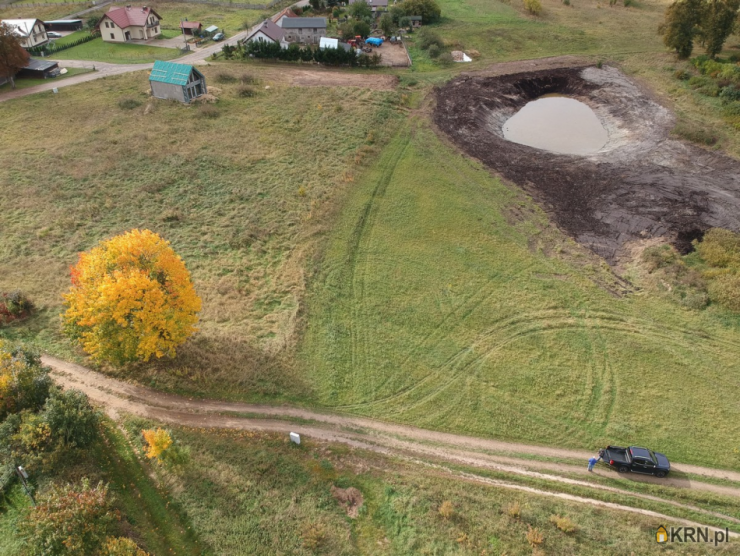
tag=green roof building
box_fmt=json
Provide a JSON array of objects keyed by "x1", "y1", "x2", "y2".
[{"x1": 149, "y1": 60, "x2": 207, "y2": 104}]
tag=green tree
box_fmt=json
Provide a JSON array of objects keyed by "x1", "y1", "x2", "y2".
[
  {"x1": 86, "y1": 15, "x2": 101, "y2": 31},
  {"x1": 0, "y1": 22, "x2": 30, "y2": 90},
  {"x1": 23, "y1": 479, "x2": 117, "y2": 556},
  {"x1": 349, "y1": 0, "x2": 373, "y2": 20},
  {"x1": 42, "y1": 388, "x2": 100, "y2": 449},
  {"x1": 309, "y1": 0, "x2": 325, "y2": 11},
  {"x1": 0, "y1": 342, "x2": 52, "y2": 421},
  {"x1": 661, "y1": 0, "x2": 704, "y2": 58},
  {"x1": 354, "y1": 20, "x2": 372, "y2": 38},
  {"x1": 399, "y1": 0, "x2": 442, "y2": 23},
  {"x1": 379, "y1": 13, "x2": 395, "y2": 36},
  {"x1": 700, "y1": 0, "x2": 740, "y2": 57}
]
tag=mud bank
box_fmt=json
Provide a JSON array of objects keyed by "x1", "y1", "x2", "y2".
[{"x1": 434, "y1": 65, "x2": 740, "y2": 261}]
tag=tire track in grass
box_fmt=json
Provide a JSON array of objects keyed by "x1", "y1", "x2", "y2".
[{"x1": 344, "y1": 126, "x2": 412, "y2": 400}]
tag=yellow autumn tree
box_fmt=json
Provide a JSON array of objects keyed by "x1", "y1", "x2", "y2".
[
  {"x1": 142, "y1": 428, "x2": 172, "y2": 460},
  {"x1": 63, "y1": 229, "x2": 201, "y2": 365}
]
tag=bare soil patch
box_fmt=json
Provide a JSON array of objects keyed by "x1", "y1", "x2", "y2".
[
  {"x1": 433, "y1": 65, "x2": 740, "y2": 262},
  {"x1": 330, "y1": 486, "x2": 364, "y2": 518}
]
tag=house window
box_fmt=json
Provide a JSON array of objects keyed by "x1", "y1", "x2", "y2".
[{"x1": 110, "y1": 33, "x2": 114, "y2": 39}]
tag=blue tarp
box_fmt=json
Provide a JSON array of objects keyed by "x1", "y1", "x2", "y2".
[{"x1": 365, "y1": 37, "x2": 383, "y2": 46}]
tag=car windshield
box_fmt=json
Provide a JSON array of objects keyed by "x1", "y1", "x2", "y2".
[{"x1": 648, "y1": 450, "x2": 658, "y2": 464}]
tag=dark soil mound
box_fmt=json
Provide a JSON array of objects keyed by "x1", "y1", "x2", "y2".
[{"x1": 434, "y1": 65, "x2": 740, "y2": 262}]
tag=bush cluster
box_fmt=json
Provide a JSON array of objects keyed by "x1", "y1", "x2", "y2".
[
  {"x1": 223, "y1": 41, "x2": 381, "y2": 68},
  {"x1": 524, "y1": 0, "x2": 543, "y2": 15},
  {"x1": 0, "y1": 290, "x2": 33, "y2": 323}
]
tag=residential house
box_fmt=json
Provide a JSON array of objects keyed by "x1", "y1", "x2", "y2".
[
  {"x1": 348, "y1": 0, "x2": 388, "y2": 11},
  {"x1": 179, "y1": 20, "x2": 202, "y2": 36},
  {"x1": 408, "y1": 15, "x2": 422, "y2": 28},
  {"x1": 271, "y1": 7, "x2": 297, "y2": 27},
  {"x1": 149, "y1": 60, "x2": 206, "y2": 103},
  {"x1": 281, "y1": 17, "x2": 326, "y2": 45},
  {"x1": 243, "y1": 19, "x2": 286, "y2": 46},
  {"x1": 1, "y1": 19, "x2": 48, "y2": 48},
  {"x1": 96, "y1": 6, "x2": 162, "y2": 43}
]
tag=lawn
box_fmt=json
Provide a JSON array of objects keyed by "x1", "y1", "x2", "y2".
[
  {"x1": 405, "y1": 0, "x2": 673, "y2": 70},
  {"x1": 0, "y1": 66, "x2": 405, "y2": 402},
  {"x1": 51, "y1": 30, "x2": 93, "y2": 47},
  {"x1": 0, "y1": 67, "x2": 92, "y2": 93},
  {"x1": 299, "y1": 116, "x2": 740, "y2": 470},
  {"x1": 86, "y1": 1, "x2": 277, "y2": 35},
  {"x1": 119, "y1": 419, "x2": 733, "y2": 555},
  {"x1": 0, "y1": 3, "x2": 81, "y2": 20},
  {"x1": 51, "y1": 37, "x2": 183, "y2": 64}
]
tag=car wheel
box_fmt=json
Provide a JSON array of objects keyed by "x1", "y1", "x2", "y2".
[
  {"x1": 655, "y1": 471, "x2": 666, "y2": 478},
  {"x1": 618, "y1": 466, "x2": 629, "y2": 473}
]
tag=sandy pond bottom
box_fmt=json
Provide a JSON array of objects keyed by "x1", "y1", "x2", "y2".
[{"x1": 502, "y1": 95, "x2": 608, "y2": 155}]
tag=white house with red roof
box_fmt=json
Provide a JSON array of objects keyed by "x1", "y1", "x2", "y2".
[{"x1": 96, "y1": 6, "x2": 162, "y2": 43}]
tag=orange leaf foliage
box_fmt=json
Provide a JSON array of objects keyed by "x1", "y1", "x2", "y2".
[
  {"x1": 62, "y1": 229, "x2": 201, "y2": 364},
  {"x1": 142, "y1": 428, "x2": 172, "y2": 460}
]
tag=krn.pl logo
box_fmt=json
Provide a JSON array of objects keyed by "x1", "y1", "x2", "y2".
[{"x1": 656, "y1": 525, "x2": 668, "y2": 543}]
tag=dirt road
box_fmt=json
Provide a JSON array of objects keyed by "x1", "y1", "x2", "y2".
[{"x1": 42, "y1": 355, "x2": 740, "y2": 499}]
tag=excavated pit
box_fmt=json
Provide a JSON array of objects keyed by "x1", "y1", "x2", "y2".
[{"x1": 434, "y1": 65, "x2": 740, "y2": 262}]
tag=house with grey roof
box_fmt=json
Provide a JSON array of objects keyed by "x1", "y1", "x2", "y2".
[
  {"x1": 281, "y1": 17, "x2": 326, "y2": 45},
  {"x1": 149, "y1": 61, "x2": 206, "y2": 104},
  {"x1": 1, "y1": 19, "x2": 48, "y2": 48},
  {"x1": 243, "y1": 19, "x2": 286, "y2": 47}
]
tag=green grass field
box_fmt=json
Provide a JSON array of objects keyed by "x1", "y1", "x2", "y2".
[
  {"x1": 0, "y1": 67, "x2": 404, "y2": 401},
  {"x1": 51, "y1": 30, "x2": 93, "y2": 47},
  {"x1": 50, "y1": 37, "x2": 182, "y2": 64},
  {"x1": 0, "y1": 3, "x2": 81, "y2": 20},
  {"x1": 119, "y1": 420, "x2": 731, "y2": 555},
  {"x1": 404, "y1": 0, "x2": 673, "y2": 71},
  {"x1": 299, "y1": 118, "x2": 740, "y2": 470}
]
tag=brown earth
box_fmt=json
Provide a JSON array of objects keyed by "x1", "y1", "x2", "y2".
[
  {"x1": 330, "y1": 486, "x2": 364, "y2": 518},
  {"x1": 433, "y1": 64, "x2": 740, "y2": 262}
]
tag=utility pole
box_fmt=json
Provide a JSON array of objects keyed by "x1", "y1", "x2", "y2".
[{"x1": 15, "y1": 466, "x2": 35, "y2": 506}]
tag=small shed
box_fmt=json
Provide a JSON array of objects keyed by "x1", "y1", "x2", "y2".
[
  {"x1": 204, "y1": 25, "x2": 219, "y2": 35},
  {"x1": 180, "y1": 20, "x2": 202, "y2": 35},
  {"x1": 149, "y1": 60, "x2": 207, "y2": 103},
  {"x1": 43, "y1": 19, "x2": 83, "y2": 31},
  {"x1": 19, "y1": 59, "x2": 60, "y2": 79},
  {"x1": 408, "y1": 15, "x2": 422, "y2": 28}
]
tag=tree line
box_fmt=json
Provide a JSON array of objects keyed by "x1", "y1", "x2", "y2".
[
  {"x1": 661, "y1": 0, "x2": 740, "y2": 58},
  {"x1": 223, "y1": 40, "x2": 382, "y2": 67}
]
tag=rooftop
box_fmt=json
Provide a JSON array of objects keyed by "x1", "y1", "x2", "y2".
[
  {"x1": 280, "y1": 17, "x2": 327, "y2": 29},
  {"x1": 1, "y1": 19, "x2": 42, "y2": 37},
  {"x1": 245, "y1": 19, "x2": 285, "y2": 43},
  {"x1": 99, "y1": 6, "x2": 161, "y2": 29},
  {"x1": 149, "y1": 60, "x2": 199, "y2": 86}
]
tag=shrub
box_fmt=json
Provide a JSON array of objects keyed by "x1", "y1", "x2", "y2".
[
  {"x1": 240, "y1": 73, "x2": 258, "y2": 85},
  {"x1": 142, "y1": 428, "x2": 172, "y2": 459},
  {"x1": 673, "y1": 122, "x2": 719, "y2": 145},
  {"x1": 117, "y1": 97, "x2": 141, "y2": 110},
  {"x1": 438, "y1": 500, "x2": 454, "y2": 519},
  {"x1": 549, "y1": 514, "x2": 577, "y2": 533},
  {"x1": 236, "y1": 85, "x2": 256, "y2": 98},
  {"x1": 504, "y1": 501, "x2": 521, "y2": 518},
  {"x1": 674, "y1": 69, "x2": 691, "y2": 80},
  {"x1": 696, "y1": 228, "x2": 740, "y2": 268},
  {"x1": 563, "y1": 0, "x2": 570, "y2": 5},
  {"x1": 301, "y1": 522, "x2": 326, "y2": 550},
  {"x1": 437, "y1": 52, "x2": 455, "y2": 65},
  {"x1": 427, "y1": 44, "x2": 441, "y2": 58},
  {"x1": 707, "y1": 273, "x2": 740, "y2": 311},
  {"x1": 524, "y1": 0, "x2": 542, "y2": 15},
  {"x1": 22, "y1": 479, "x2": 116, "y2": 556},
  {"x1": 198, "y1": 105, "x2": 220, "y2": 119},
  {"x1": 623, "y1": 0, "x2": 634, "y2": 6},
  {"x1": 101, "y1": 537, "x2": 150, "y2": 556},
  {"x1": 416, "y1": 28, "x2": 444, "y2": 50},
  {"x1": 398, "y1": 0, "x2": 442, "y2": 23},
  {"x1": 215, "y1": 71, "x2": 237, "y2": 83},
  {"x1": 526, "y1": 525, "x2": 545, "y2": 546},
  {"x1": 42, "y1": 388, "x2": 100, "y2": 449},
  {"x1": 0, "y1": 343, "x2": 51, "y2": 420}
]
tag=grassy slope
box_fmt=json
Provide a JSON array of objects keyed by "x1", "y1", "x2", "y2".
[
  {"x1": 405, "y1": 0, "x2": 671, "y2": 71},
  {"x1": 51, "y1": 37, "x2": 182, "y2": 64},
  {"x1": 300, "y1": 119, "x2": 740, "y2": 470},
  {"x1": 0, "y1": 67, "x2": 403, "y2": 401},
  {"x1": 126, "y1": 422, "x2": 736, "y2": 555},
  {"x1": 0, "y1": 4, "x2": 84, "y2": 20}
]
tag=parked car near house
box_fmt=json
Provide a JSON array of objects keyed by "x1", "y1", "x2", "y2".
[
  {"x1": 46, "y1": 31, "x2": 62, "y2": 38},
  {"x1": 212, "y1": 32, "x2": 225, "y2": 41}
]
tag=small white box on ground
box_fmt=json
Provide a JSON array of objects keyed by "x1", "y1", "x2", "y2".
[
  {"x1": 52, "y1": 88, "x2": 59, "y2": 94},
  {"x1": 289, "y1": 432, "x2": 301, "y2": 445}
]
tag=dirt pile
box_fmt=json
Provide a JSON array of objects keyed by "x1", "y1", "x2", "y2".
[
  {"x1": 434, "y1": 65, "x2": 740, "y2": 262},
  {"x1": 330, "y1": 486, "x2": 364, "y2": 518}
]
